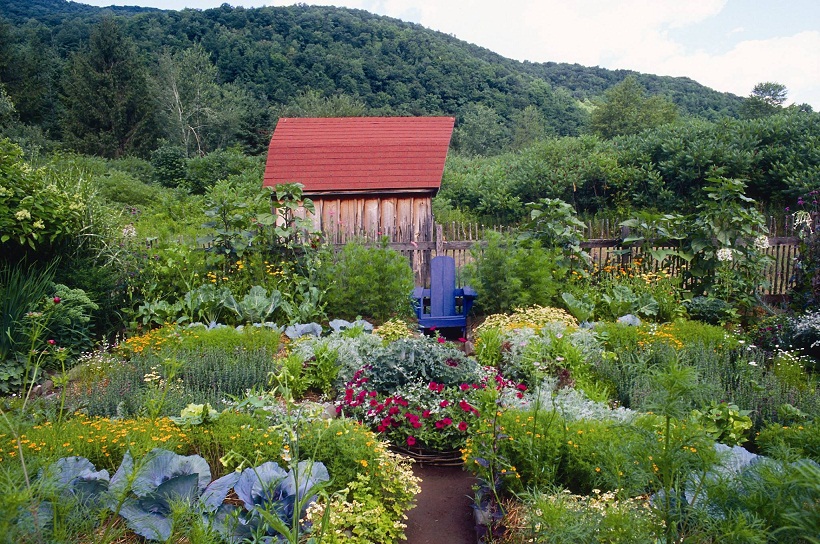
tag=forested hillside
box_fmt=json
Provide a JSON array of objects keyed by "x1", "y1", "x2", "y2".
[{"x1": 1, "y1": 0, "x2": 743, "y2": 159}]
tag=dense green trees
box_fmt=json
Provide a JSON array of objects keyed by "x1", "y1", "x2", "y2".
[
  {"x1": 589, "y1": 76, "x2": 679, "y2": 139},
  {"x1": 438, "y1": 109, "x2": 820, "y2": 223},
  {"x1": 2, "y1": 1, "x2": 815, "y2": 230},
  {"x1": 1, "y1": 1, "x2": 743, "y2": 158}
]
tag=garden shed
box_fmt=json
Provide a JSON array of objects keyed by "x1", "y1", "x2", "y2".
[{"x1": 263, "y1": 116, "x2": 455, "y2": 243}]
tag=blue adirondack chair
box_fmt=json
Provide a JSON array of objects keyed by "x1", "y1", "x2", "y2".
[{"x1": 413, "y1": 256, "x2": 477, "y2": 336}]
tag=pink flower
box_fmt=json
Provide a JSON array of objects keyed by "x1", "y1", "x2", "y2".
[
  {"x1": 407, "y1": 436, "x2": 416, "y2": 447},
  {"x1": 440, "y1": 400, "x2": 450, "y2": 408},
  {"x1": 437, "y1": 337, "x2": 446, "y2": 344},
  {"x1": 517, "y1": 384, "x2": 527, "y2": 391},
  {"x1": 422, "y1": 410, "x2": 431, "y2": 418},
  {"x1": 459, "y1": 400, "x2": 473, "y2": 412},
  {"x1": 53, "y1": 297, "x2": 61, "y2": 304},
  {"x1": 459, "y1": 383, "x2": 470, "y2": 391},
  {"x1": 458, "y1": 421, "x2": 468, "y2": 431},
  {"x1": 47, "y1": 339, "x2": 56, "y2": 346},
  {"x1": 458, "y1": 337, "x2": 467, "y2": 343}
]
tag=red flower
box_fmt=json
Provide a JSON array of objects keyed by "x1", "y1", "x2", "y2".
[
  {"x1": 439, "y1": 400, "x2": 450, "y2": 408},
  {"x1": 459, "y1": 400, "x2": 473, "y2": 412},
  {"x1": 458, "y1": 421, "x2": 468, "y2": 431},
  {"x1": 459, "y1": 383, "x2": 470, "y2": 391},
  {"x1": 458, "y1": 337, "x2": 467, "y2": 343},
  {"x1": 422, "y1": 410, "x2": 431, "y2": 418},
  {"x1": 407, "y1": 436, "x2": 416, "y2": 446},
  {"x1": 47, "y1": 339, "x2": 56, "y2": 346},
  {"x1": 517, "y1": 384, "x2": 528, "y2": 391},
  {"x1": 435, "y1": 417, "x2": 453, "y2": 429},
  {"x1": 53, "y1": 297, "x2": 61, "y2": 304},
  {"x1": 437, "y1": 337, "x2": 446, "y2": 344}
]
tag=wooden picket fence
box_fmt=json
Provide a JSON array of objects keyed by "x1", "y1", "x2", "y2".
[
  {"x1": 333, "y1": 221, "x2": 802, "y2": 295},
  {"x1": 146, "y1": 217, "x2": 804, "y2": 296}
]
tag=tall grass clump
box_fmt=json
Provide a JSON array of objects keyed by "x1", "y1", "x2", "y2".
[{"x1": 0, "y1": 262, "x2": 56, "y2": 392}]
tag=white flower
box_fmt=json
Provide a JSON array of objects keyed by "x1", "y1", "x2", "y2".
[
  {"x1": 753, "y1": 235, "x2": 770, "y2": 251},
  {"x1": 122, "y1": 224, "x2": 137, "y2": 238},
  {"x1": 716, "y1": 248, "x2": 734, "y2": 262},
  {"x1": 15, "y1": 209, "x2": 31, "y2": 221},
  {"x1": 748, "y1": 361, "x2": 758, "y2": 367}
]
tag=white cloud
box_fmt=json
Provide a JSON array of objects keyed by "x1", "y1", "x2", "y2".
[{"x1": 622, "y1": 30, "x2": 820, "y2": 107}]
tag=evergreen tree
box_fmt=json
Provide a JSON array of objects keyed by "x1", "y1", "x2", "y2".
[{"x1": 60, "y1": 17, "x2": 157, "y2": 158}]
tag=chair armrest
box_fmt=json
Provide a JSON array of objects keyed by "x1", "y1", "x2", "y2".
[{"x1": 462, "y1": 286, "x2": 477, "y2": 299}]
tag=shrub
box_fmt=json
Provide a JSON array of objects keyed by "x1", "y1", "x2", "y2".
[
  {"x1": 684, "y1": 296, "x2": 737, "y2": 325},
  {"x1": 94, "y1": 170, "x2": 161, "y2": 208},
  {"x1": 185, "y1": 147, "x2": 262, "y2": 194},
  {"x1": 787, "y1": 310, "x2": 820, "y2": 354},
  {"x1": 466, "y1": 232, "x2": 565, "y2": 314},
  {"x1": 321, "y1": 240, "x2": 415, "y2": 322},
  {"x1": 477, "y1": 305, "x2": 577, "y2": 332},
  {"x1": 358, "y1": 337, "x2": 480, "y2": 392},
  {"x1": 757, "y1": 420, "x2": 820, "y2": 463},
  {"x1": 42, "y1": 283, "x2": 98, "y2": 358}
]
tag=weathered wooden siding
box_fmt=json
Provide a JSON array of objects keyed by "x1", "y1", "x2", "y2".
[{"x1": 300, "y1": 194, "x2": 436, "y2": 243}]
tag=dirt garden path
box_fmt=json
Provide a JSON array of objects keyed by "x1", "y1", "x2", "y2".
[{"x1": 404, "y1": 464, "x2": 477, "y2": 544}]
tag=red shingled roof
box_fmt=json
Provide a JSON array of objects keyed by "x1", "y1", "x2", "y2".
[{"x1": 263, "y1": 117, "x2": 455, "y2": 194}]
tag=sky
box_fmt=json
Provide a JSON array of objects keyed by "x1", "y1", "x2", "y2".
[{"x1": 79, "y1": 0, "x2": 820, "y2": 109}]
